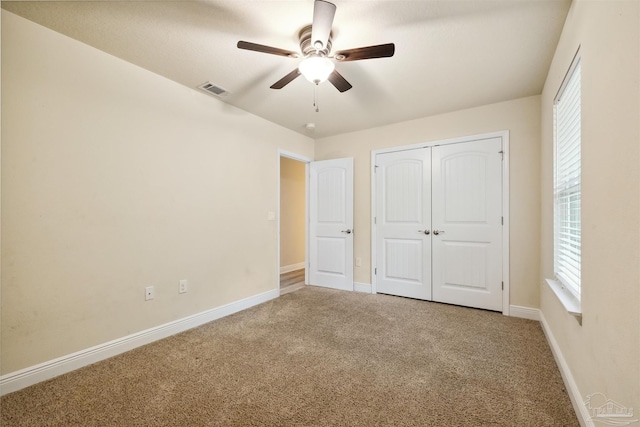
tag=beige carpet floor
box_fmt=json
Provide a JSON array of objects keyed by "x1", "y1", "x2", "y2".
[{"x1": 1, "y1": 287, "x2": 578, "y2": 426}]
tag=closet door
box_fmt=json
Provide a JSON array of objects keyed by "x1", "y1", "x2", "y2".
[
  {"x1": 375, "y1": 149, "x2": 432, "y2": 300},
  {"x1": 431, "y1": 138, "x2": 503, "y2": 311}
]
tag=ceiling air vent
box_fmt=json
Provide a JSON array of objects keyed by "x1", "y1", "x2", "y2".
[{"x1": 197, "y1": 81, "x2": 230, "y2": 97}]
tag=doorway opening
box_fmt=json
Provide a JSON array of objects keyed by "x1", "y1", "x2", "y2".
[{"x1": 278, "y1": 152, "x2": 310, "y2": 295}]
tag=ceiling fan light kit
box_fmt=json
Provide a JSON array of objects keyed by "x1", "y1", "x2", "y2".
[
  {"x1": 299, "y1": 56, "x2": 335, "y2": 84},
  {"x1": 237, "y1": 0, "x2": 395, "y2": 94}
]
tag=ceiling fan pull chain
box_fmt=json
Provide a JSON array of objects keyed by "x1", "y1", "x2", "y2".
[{"x1": 314, "y1": 84, "x2": 320, "y2": 113}]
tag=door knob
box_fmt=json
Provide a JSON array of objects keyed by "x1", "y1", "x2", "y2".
[
  {"x1": 418, "y1": 230, "x2": 431, "y2": 235},
  {"x1": 341, "y1": 229, "x2": 352, "y2": 234},
  {"x1": 433, "y1": 230, "x2": 445, "y2": 235}
]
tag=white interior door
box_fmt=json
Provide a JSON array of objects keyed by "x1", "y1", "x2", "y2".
[
  {"x1": 309, "y1": 158, "x2": 354, "y2": 291},
  {"x1": 375, "y1": 149, "x2": 432, "y2": 300},
  {"x1": 431, "y1": 138, "x2": 503, "y2": 311}
]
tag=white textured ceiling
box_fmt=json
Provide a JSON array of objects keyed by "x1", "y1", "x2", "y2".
[{"x1": 2, "y1": 0, "x2": 571, "y2": 138}]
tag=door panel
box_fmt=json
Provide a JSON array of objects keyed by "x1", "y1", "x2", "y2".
[
  {"x1": 431, "y1": 138, "x2": 503, "y2": 311},
  {"x1": 316, "y1": 237, "x2": 345, "y2": 273},
  {"x1": 309, "y1": 158, "x2": 354, "y2": 291},
  {"x1": 375, "y1": 149, "x2": 431, "y2": 300},
  {"x1": 384, "y1": 239, "x2": 423, "y2": 282}
]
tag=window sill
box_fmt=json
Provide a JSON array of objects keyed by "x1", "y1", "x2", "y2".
[{"x1": 545, "y1": 278, "x2": 582, "y2": 325}]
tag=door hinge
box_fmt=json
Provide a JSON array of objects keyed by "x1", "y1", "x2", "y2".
[
  {"x1": 501, "y1": 216, "x2": 504, "y2": 225},
  {"x1": 502, "y1": 281, "x2": 504, "y2": 290},
  {"x1": 499, "y1": 150, "x2": 504, "y2": 161},
  {"x1": 374, "y1": 165, "x2": 379, "y2": 172},
  {"x1": 375, "y1": 268, "x2": 377, "y2": 275},
  {"x1": 374, "y1": 217, "x2": 377, "y2": 224}
]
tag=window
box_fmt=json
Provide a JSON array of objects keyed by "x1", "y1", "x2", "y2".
[{"x1": 553, "y1": 53, "x2": 581, "y2": 301}]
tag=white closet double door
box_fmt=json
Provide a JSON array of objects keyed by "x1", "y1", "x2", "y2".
[{"x1": 375, "y1": 138, "x2": 503, "y2": 311}]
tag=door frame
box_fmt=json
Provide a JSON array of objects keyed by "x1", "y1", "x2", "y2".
[
  {"x1": 370, "y1": 131, "x2": 511, "y2": 315},
  {"x1": 277, "y1": 149, "x2": 313, "y2": 295}
]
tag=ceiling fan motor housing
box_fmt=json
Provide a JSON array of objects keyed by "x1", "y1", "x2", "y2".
[{"x1": 299, "y1": 25, "x2": 332, "y2": 57}]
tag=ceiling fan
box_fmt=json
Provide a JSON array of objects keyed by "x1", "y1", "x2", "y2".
[{"x1": 237, "y1": 0, "x2": 395, "y2": 93}]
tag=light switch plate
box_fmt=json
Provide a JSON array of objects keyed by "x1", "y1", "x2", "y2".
[{"x1": 179, "y1": 279, "x2": 188, "y2": 294}]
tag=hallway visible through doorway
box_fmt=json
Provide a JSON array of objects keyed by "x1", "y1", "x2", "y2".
[
  {"x1": 279, "y1": 155, "x2": 307, "y2": 294},
  {"x1": 280, "y1": 269, "x2": 305, "y2": 294}
]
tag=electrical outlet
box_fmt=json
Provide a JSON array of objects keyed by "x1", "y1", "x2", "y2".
[
  {"x1": 355, "y1": 257, "x2": 362, "y2": 267},
  {"x1": 179, "y1": 279, "x2": 188, "y2": 294},
  {"x1": 145, "y1": 286, "x2": 155, "y2": 301}
]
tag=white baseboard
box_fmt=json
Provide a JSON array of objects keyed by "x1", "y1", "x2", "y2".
[
  {"x1": 539, "y1": 311, "x2": 593, "y2": 427},
  {"x1": 0, "y1": 288, "x2": 279, "y2": 396},
  {"x1": 509, "y1": 305, "x2": 541, "y2": 321},
  {"x1": 353, "y1": 282, "x2": 372, "y2": 293},
  {"x1": 280, "y1": 262, "x2": 305, "y2": 274}
]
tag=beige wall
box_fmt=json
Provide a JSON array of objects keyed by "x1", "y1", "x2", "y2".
[
  {"x1": 279, "y1": 157, "x2": 306, "y2": 269},
  {"x1": 1, "y1": 11, "x2": 314, "y2": 373},
  {"x1": 315, "y1": 96, "x2": 541, "y2": 308},
  {"x1": 540, "y1": 0, "x2": 640, "y2": 413}
]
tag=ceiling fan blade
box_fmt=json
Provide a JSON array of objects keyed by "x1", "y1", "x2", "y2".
[
  {"x1": 270, "y1": 68, "x2": 302, "y2": 89},
  {"x1": 311, "y1": 0, "x2": 336, "y2": 51},
  {"x1": 237, "y1": 41, "x2": 299, "y2": 58},
  {"x1": 334, "y1": 43, "x2": 395, "y2": 61},
  {"x1": 327, "y1": 70, "x2": 352, "y2": 93}
]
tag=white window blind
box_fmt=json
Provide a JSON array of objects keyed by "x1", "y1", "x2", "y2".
[{"x1": 553, "y1": 57, "x2": 581, "y2": 299}]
